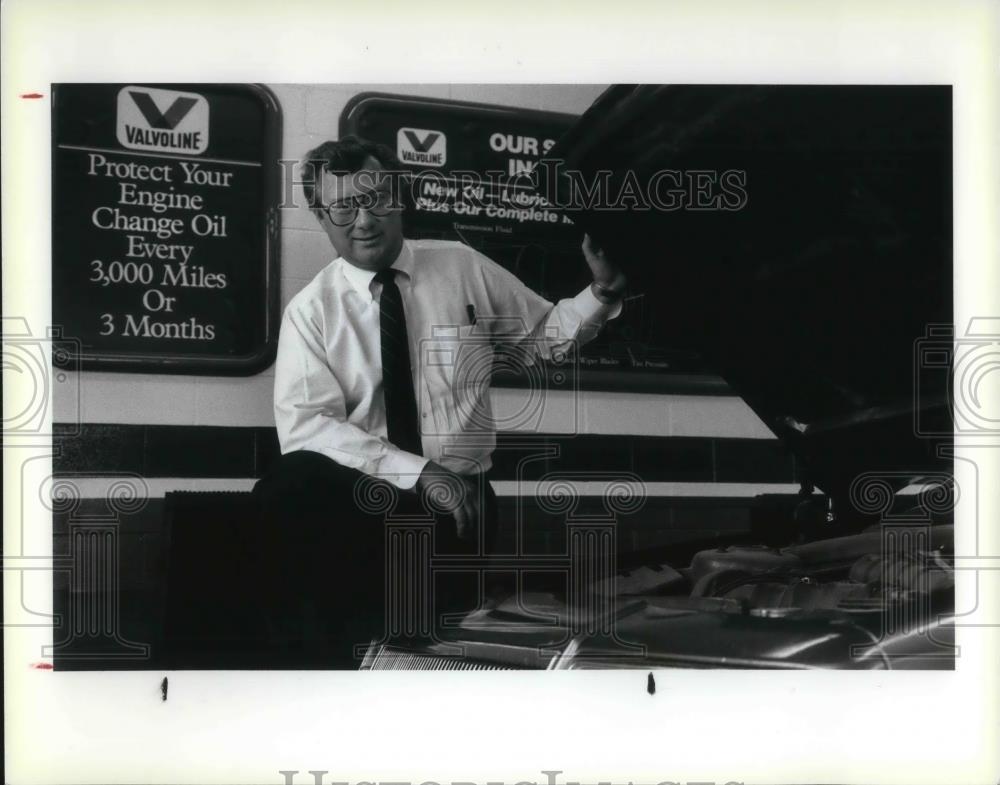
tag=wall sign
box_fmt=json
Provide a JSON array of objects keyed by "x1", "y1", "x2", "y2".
[
  {"x1": 52, "y1": 83, "x2": 282, "y2": 375},
  {"x1": 340, "y1": 93, "x2": 721, "y2": 394}
]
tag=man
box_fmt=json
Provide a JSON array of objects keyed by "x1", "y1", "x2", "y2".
[{"x1": 252, "y1": 135, "x2": 625, "y2": 665}]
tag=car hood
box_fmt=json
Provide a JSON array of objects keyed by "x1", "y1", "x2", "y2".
[{"x1": 538, "y1": 85, "x2": 953, "y2": 506}]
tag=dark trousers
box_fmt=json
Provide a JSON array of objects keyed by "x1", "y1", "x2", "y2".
[{"x1": 250, "y1": 450, "x2": 499, "y2": 667}]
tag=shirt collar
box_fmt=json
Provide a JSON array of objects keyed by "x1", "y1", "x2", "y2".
[{"x1": 338, "y1": 239, "x2": 413, "y2": 304}]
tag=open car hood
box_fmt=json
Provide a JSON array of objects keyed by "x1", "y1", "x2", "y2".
[{"x1": 539, "y1": 85, "x2": 953, "y2": 505}]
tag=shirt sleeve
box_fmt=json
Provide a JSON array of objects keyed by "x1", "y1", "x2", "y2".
[
  {"x1": 273, "y1": 306, "x2": 429, "y2": 490},
  {"x1": 475, "y1": 250, "x2": 623, "y2": 357}
]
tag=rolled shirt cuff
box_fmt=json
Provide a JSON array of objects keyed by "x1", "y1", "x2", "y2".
[
  {"x1": 573, "y1": 283, "x2": 624, "y2": 322},
  {"x1": 375, "y1": 448, "x2": 430, "y2": 490}
]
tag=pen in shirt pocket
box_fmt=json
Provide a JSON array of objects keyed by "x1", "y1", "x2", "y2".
[{"x1": 466, "y1": 304, "x2": 477, "y2": 325}]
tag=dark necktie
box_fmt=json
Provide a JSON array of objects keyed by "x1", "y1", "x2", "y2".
[{"x1": 374, "y1": 268, "x2": 422, "y2": 455}]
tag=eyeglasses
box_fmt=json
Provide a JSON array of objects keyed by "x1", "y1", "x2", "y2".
[{"x1": 324, "y1": 189, "x2": 400, "y2": 226}]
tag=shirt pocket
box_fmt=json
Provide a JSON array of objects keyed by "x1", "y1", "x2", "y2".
[{"x1": 422, "y1": 324, "x2": 494, "y2": 435}]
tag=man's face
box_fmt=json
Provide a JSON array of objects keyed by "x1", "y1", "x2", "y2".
[{"x1": 316, "y1": 156, "x2": 404, "y2": 272}]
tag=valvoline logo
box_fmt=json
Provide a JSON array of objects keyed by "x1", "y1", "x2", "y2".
[
  {"x1": 397, "y1": 127, "x2": 446, "y2": 167},
  {"x1": 116, "y1": 86, "x2": 209, "y2": 155}
]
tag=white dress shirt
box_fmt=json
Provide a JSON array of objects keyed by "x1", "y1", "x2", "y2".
[{"x1": 274, "y1": 238, "x2": 621, "y2": 489}]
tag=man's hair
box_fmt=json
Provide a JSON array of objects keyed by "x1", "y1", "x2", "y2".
[{"x1": 300, "y1": 135, "x2": 405, "y2": 209}]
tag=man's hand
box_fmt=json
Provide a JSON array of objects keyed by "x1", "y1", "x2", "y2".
[
  {"x1": 582, "y1": 233, "x2": 626, "y2": 296},
  {"x1": 416, "y1": 461, "x2": 481, "y2": 541}
]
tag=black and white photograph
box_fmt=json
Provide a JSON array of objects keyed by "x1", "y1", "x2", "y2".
[
  {"x1": 45, "y1": 81, "x2": 957, "y2": 672},
  {"x1": 4, "y1": 2, "x2": 999, "y2": 784}
]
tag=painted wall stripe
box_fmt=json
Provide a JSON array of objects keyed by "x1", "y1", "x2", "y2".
[{"x1": 52, "y1": 476, "x2": 803, "y2": 499}]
